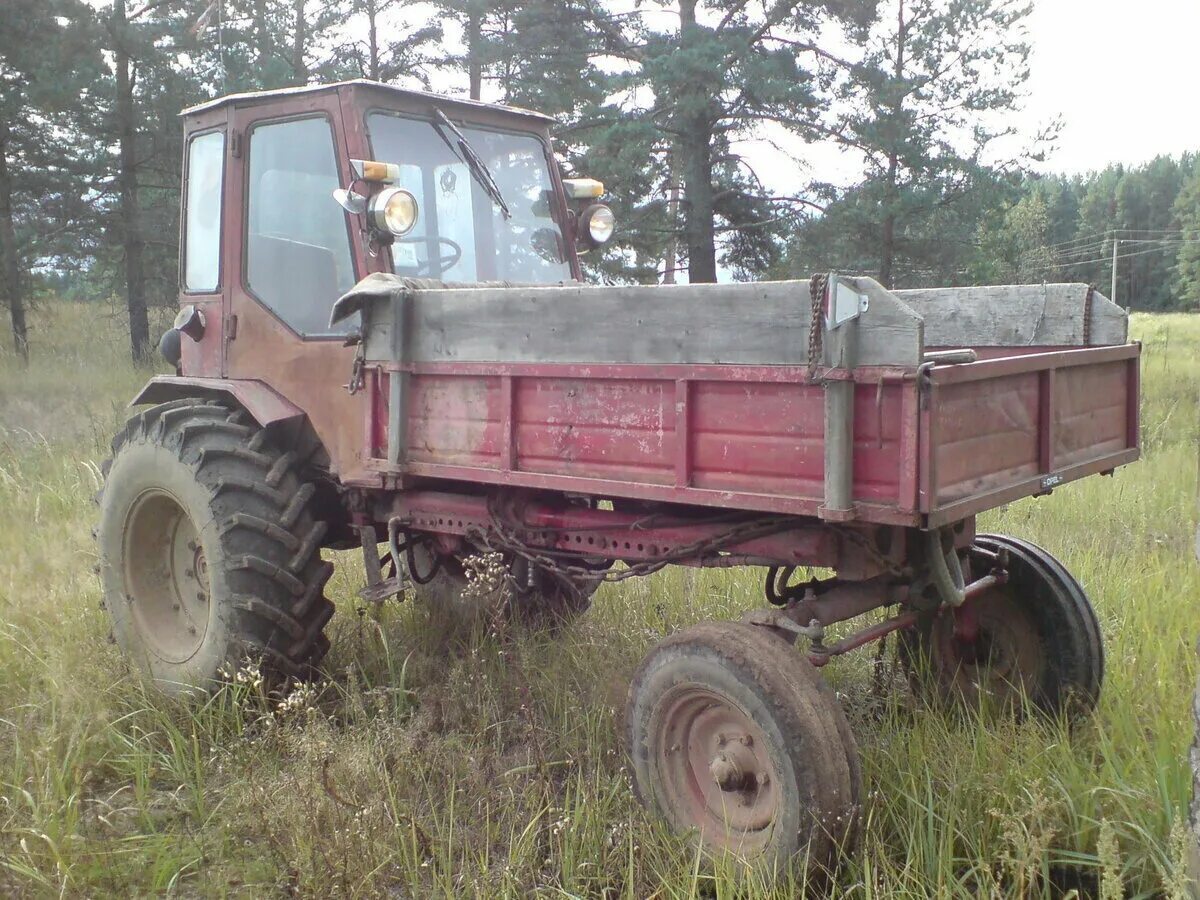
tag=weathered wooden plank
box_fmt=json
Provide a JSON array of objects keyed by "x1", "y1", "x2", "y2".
[
  {"x1": 842, "y1": 276, "x2": 924, "y2": 367},
  {"x1": 894, "y1": 283, "x2": 1127, "y2": 347},
  {"x1": 341, "y1": 273, "x2": 925, "y2": 368},
  {"x1": 411, "y1": 281, "x2": 815, "y2": 365}
]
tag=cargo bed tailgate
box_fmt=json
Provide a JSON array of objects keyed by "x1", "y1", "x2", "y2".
[{"x1": 920, "y1": 343, "x2": 1140, "y2": 525}]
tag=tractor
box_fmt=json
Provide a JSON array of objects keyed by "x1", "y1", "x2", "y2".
[{"x1": 97, "y1": 80, "x2": 1140, "y2": 877}]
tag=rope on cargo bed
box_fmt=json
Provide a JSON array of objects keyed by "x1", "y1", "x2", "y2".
[{"x1": 807, "y1": 273, "x2": 827, "y2": 383}]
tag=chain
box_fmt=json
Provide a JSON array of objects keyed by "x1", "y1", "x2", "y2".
[
  {"x1": 345, "y1": 339, "x2": 366, "y2": 395},
  {"x1": 807, "y1": 272, "x2": 827, "y2": 383},
  {"x1": 830, "y1": 523, "x2": 909, "y2": 580},
  {"x1": 465, "y1": 505, "x2": 803, "y2": 591}
]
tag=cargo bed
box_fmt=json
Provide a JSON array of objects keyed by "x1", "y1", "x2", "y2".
[{"x1": 335, "y1": 275, "x2": 1139, "y2": 528}]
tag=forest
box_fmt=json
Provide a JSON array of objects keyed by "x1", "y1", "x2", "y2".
[{"x1": 2, "y1": 0, "x2": 1199, "y2": 364}]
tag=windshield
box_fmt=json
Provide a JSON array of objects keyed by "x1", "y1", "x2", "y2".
[{"x1": 367, "y1": 112, "x2": 573, "y2": 284}]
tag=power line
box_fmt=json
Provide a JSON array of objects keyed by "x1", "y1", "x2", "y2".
[
  {"x1": 1038, "y1": 242, "x2": 1199, "y2": 272},
  {"x1": 1040, "y1": 227, "x2": 1188, "y2": 252},
  {"x1": 1048, "y1": 236, "x2": 1198, "y2": 263}
]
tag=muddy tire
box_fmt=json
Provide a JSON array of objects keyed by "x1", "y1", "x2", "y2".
[
  {"x1": 405, "y1": 542, "x2": 598, "y2": 628},
  {"x1": 96, "y1": 399, "x2": 334, "y2": 694},
  {"x1": 901, "y1": 534, "x2": 1103, "y2": 719},
  {"x1": 626, "y1": 621, "x2": 860, "y2": 878}
]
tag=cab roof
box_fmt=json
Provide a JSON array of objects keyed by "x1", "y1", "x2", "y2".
[{"x1": 180, "y1": 79, "x2": 555, "y2": 124}]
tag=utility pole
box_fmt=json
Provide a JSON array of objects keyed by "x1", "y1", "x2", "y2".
[{"x1": 1110, "y1": 237, "x2": 1120, "y2": 303}]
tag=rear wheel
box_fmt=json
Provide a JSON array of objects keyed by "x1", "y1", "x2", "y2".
[
  {"x1": 901, "y1": 534, "x2": 1103, "y2": 719},
  {"x1": 97, "y1": 400, "x2": 334, "y2": 694},
  {"x1": 626, "y1": 621, "x2": 860, "y2": 878}
]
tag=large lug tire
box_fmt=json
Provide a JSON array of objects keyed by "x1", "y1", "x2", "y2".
[
  {"x1": 405, "y1": 542, "x2": 599, "y2": 629},
  {"x1": 96, "y1": 399, "x2": 335, "y2": 694},
  {"x1": 901, "y1": 533, "x2": 1103, "y2": 719},
  {"x1": 626, "y1": 621, "x2": 861, "y2": 878}
]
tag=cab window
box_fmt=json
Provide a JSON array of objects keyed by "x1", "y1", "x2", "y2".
[
  {"x1": 367, "y1": 112, "x2": 571, "y2": 284},
  {"x1": 183, "y1": 131, "x2": 224, "y2": 292},
  {"x1": 246, "y1": 116, "x2": 356, "y2": 334}
]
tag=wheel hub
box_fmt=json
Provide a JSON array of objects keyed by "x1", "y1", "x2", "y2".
[
  {"x1": 934, "y1": 585, "x2": 1041, "y2": 703},
  {"x1": 122, "y1": 490, "x2": 211, "y2": 663},
  {"x1": 655, "y1": 686, "x2": 780, "y2": 850},
  {"x1": 708, "y1": 734, "x2": 763, "y2": 792}
]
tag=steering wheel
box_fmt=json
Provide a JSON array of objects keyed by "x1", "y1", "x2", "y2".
[{"x1": 393, "y1": 236, "x2": 463, "y2": 278}]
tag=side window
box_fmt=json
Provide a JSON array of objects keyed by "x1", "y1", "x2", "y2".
[
  {"x1": 246, "y1": 116, "x2": 356, "y2": 335},
  {"x1": 183, "y1": 131, "x2": 224, "y2": 292}
]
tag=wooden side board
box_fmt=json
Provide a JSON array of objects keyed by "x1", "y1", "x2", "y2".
[
  {"x1": 894, "y1": 283, "x2": 1127, "y2": 346},
  {"x1": 334, "y1": 274, "x2": 1125, "y2": 371},
  {"x1": 351, "y1": 275, "x2": 925, "y2": 367}
]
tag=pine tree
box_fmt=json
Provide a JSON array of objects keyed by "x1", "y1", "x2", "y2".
[
  {"x1": 814, "y1": 0, "x2": 1038, "y2": 288},
  {"x1": 1174, "y1": 167, "x2": 1200, "y2": 310},
  {"x1": 0, "y1": 0, "x2": 103, "y2": 360}
]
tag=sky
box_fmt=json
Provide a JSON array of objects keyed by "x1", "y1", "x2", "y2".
[
  {"x1": 727, "y1": 0, "x2": 1200, "y2": 196},
  {"x1": 1020, "y1": 0, "x2": 1200, "y2": 175}
]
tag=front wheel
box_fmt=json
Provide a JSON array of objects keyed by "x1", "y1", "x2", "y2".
[
  {"x1": 626, "y1": 621, "x2": 860, "y2": 878},
  {"x1": 96, "y1": 400, "x2": 335, "y2": 694},
  {"x1": 901, "y1": 534, "x2": 1104, "y2": 719}
]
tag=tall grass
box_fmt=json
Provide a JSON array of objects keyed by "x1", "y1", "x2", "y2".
[{"x1": 0, "y1": 304, "x2": 1196, "y2": 897}]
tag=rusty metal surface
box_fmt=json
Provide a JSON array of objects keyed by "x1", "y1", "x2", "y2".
[
  {"x1": 369, "y1": 364, "x2": 916, "y2": 524},
  {"x1": 131, "y1": 375, "x2": 304, "y2": 427}
]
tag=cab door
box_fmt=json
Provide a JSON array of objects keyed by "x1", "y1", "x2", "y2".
[{"x1": 222, "y1": 89, "x2": 373, "y2": 481}]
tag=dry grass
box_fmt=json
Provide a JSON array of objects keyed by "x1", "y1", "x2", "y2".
[{"x1": 0, "y1": 302, "x2": 1196, "y2": 897}]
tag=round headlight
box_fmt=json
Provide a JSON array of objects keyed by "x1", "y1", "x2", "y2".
[
  {"x1": 370, "y1": 187, "x2": 419, "y2": 236},
  {"x1": 581, "y1": 204, "x2": 615, "y2": 246}
]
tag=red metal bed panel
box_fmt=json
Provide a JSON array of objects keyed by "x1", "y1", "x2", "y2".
[
  {"x1": 515, "y1": 376, "x2": 676, "y2": 483},
  {"x1": 850, "y1": 382, "x2": 905, "y2": 503},
  {"x1": 689, "y1": 380, "x2": 824, "y2": 494},
  {"x1": 932, "y1": 372, "x2": 1040, "y2": 503},
  {"x1": 384, "y1": 366, "x2": 916, "y2": 519},
  {"x1": 1052, "y1": 361, "x2": 1129, "y2": 467},
  {"x1": 407, "y1": 374, "x2": 503, "y2": 467}
]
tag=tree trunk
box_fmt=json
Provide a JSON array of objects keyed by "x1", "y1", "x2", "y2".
[
  {"x1": 880, "y1": 187, "x2": 896, "y2": 288},
  {"x1": 366, "y1": 0, "x2": 380, "y2": 80},
  {"x1": 677, "y1": 0, "x2": 717, "y2": 283},
  {"x1": 291, "y1": 0, "x2": 307, "y2": 84},
  {"x1": 680, "y1": 123, "x2": 717, "y2": 283},
  {"x1": 0, "y1": 121, "x2": 29, "y2": 362},
  {"x1": 252, "y1": 0, "x2": 272, "y2": 72},
  {"x1": 466, "y1": 9, "x2": 482, "y2": 100},
  {"x1": 879, "y1": 0, "x2": 906, "y2": 289},
  {"x1": 113, "y1": 0, "x2": 149, "y2": 361},
  {"x1": 663, "y1": 151, "x2": 680, "y2": 285}
]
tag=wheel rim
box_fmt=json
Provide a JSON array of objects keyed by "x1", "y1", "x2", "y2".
[
  {"x1": 931, "y1": 584, "x2": 1043, "y2": 706},
  {"x1": 651, "y1": 684, "x2": 780, "y2": 854},
  {"x1": 122, "y1": 490, "x2": 210, "y2": 663}
]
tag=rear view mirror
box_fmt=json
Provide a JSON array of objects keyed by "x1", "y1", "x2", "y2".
[{"x1": 333, "y1": 188, "x2": 367, "y2": 215}]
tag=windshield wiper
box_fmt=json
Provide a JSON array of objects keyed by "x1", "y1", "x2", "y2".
[{"x1": 431, "y1": 109, "x2": 511, "y2": 220}]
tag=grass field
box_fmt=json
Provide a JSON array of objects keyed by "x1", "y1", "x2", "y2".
[{"x1": 0, "y1": 302, "x2": 1197, "y2": 898}]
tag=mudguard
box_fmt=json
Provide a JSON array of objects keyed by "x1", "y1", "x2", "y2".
[{"x1": 130, "y1": 375, "x2": 305, "y2": 430}]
